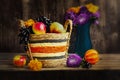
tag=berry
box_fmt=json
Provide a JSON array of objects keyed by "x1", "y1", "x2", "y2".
[
  {"x1": 24, "y1": 45, "x2": 28, "y2": 51},
  {"x1": 81, "y1": 60, "x2": 92, "y2": 69},
  {"x1": 18, "y1": 26, "x2": 30, "y2": 51}
]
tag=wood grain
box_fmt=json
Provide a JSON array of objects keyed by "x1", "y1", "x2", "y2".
[
  {"x1": 0, "y1": 0, "x2": 120, "y2": 53},
  {"x1": 0, "y1": 53, "x2": 120, "y2": 70}
]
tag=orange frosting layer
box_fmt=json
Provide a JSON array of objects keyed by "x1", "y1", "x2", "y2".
[{"x1": 30, "y1": 46, "x2": 67, "y2": 53}]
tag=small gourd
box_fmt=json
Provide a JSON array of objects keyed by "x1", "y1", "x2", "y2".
[{"x1": 84, "y1": 49, "x2": 99, "y2": 64}]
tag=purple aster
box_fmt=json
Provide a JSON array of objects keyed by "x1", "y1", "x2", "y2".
[
  {"x1": 65, "y1": 11, "x2": 76, "y2": 21},
  {"x1": 79, "y1": 6, "x2": 88, "y2": 14},
  {"x1": 74, "y1": 13, "x2": 89, "y2": 25},
  {"x1": 93, "y1": 11, "x2": 100, "y2": 18},
  {"x1": 64, "y1": 5, "x2": 100, "y2": 26}
]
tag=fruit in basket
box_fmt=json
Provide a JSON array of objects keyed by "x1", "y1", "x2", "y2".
[
  {"x1": 84, "y1": 49, "x2": 99, "y2": 64},
  {"x1": 32, "y1": 22, "x2": 46, "y2": 34},
  {"x1": 36, "y1": 16, "x2": 52, "y2": 32},
  {"x1": 13, "y1": 55, "x2": 26, "y2": 67},
  {"x1": 50, "y1": 22, "x2": 66, "y2": 33},
  {"x1": 66, "y1": 54, "x2": 82, "y2": 67}
]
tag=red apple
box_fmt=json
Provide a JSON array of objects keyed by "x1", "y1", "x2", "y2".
[
  {"x1": 32, "y1": 22, "x2": 46, "y2": 34},
  {"x1": 13, "y1": 55, "x2": 26, "y2": 67}
]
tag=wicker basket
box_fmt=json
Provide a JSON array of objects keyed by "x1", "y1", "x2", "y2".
[{"x1": 27, "y1": 19, "x2": 73, "y2": 68}]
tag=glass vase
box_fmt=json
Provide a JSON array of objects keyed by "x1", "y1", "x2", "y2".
[{"x1": 75, "y1": 22, "x2": 92, "y2": 58}]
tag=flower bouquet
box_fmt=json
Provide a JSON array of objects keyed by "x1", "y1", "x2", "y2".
[{"x1": 65, "y1": 3, "x2": 100, "y2": 57}]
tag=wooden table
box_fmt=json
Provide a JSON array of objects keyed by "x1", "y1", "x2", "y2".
[{"x1": 0, "y1": 53, "x2": 120, "y2": 80}]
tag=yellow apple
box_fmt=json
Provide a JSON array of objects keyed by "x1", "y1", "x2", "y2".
[{"x1": 50, "y1": 22, "x2": 66, "y2": 33}]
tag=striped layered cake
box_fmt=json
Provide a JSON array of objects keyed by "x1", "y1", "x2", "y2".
[{"x1": 29, "y1": 33, "x2": 70, "y2": 67}]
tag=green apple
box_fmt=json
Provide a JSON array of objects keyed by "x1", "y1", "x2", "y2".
[
  {"x1": 50, "y1": 22, "x2": 66, "y2": 33},
  {"x1": 13, "y1": 55, "x2": 26, "y2": 67}
]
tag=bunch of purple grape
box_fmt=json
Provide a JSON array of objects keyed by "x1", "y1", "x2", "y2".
[
  {"x1": 36, "y1": 16, "x2": 52, "y2": 32},
  {"x1": 18, "y1": 27, "x2": 31, "y2": 51}
]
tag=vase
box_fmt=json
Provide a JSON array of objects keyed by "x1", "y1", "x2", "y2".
[{"x1": 75, "y1": 22, "x2": 92, "y2": 58}]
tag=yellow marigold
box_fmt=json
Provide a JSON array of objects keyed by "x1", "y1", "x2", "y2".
[
  {"x1": 28, "y1": 58, "x2": 42, "y2": 71},
  {"x1": 67, "y1": 6, "x2": 80, "y2": 13},
  {"x1": 85, "y1": 3, "x2": 99, "y2": 13},
  {"x1": 24, "y1": 19, "x2": 35, "y2": 27}
]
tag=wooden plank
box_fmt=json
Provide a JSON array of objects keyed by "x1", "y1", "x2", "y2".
[
  {"x1": 0, "y1": 53, "x2": 120, "y2": 71},
  {"x1": 0, "y1": 0, "x2": 23, "y2": 53}
]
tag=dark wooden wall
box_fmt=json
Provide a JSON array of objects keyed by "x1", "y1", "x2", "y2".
[{"x1": 0, "y1": 0, "x2": 120, "y2": 53}]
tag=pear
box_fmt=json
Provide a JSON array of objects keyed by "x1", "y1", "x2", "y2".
[{"x1": 50, "y1": 22, "x2": 66, "y2": 33}]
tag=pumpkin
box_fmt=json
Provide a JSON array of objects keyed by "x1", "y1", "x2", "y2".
[{"x1": 84, "y1": 49, "x2": 99, "y2": 64}]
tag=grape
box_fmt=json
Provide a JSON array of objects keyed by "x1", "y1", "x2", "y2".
[
  {"x1": 28, "y1": 26, "x2": 34, "y2": 34},
  {"x1": 24, "y1": 37, "x2": 28, "y2": 42},
  {"x1": 24, "y1": 45, "x2": 28, "y2": 51},
  {"x1": 18, "y1": 33, "x2": 23, "y2": 37},
  {"x1": 81, "y1": 60, "x2": 92, "y2": 68},
  {"x1": 18, "y1": 26, "x2": 31, "y2": 51}
]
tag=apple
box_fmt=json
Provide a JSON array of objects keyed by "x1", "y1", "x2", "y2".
[
  {"x1": 32, "y1": 22, "x2": 46, "y2": 34},
  {"x1": 13, "y1": 55, "x2": 26, "y2": 67},
  {"x1": 50, "y1": 22, "x2": 66, "y2": 33}
]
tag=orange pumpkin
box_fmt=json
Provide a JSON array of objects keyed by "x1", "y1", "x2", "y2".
[{"x1": 84, "y1": 49, "x2": 99, "y2": 64}]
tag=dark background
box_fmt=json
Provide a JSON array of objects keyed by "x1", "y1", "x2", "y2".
[{"x1": 0, "y1": 0, "x2": 120, "y2": 53}]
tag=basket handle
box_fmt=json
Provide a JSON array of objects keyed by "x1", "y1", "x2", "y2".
[
  {"x1": 64, "y1": 19, "x2": 73, "y2": 56},
  {"x1": 64, "y1": 19, "x2": 73, "y2": 34},
  {"x1": 27, "y1": 43, "x2": 33, "y2": 60}
]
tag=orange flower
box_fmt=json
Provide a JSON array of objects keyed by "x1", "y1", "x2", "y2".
[
  {"x1": 85, "y1": 3, "x2": 99, "y2": 13},
  {"x1": 67, "y1": 6, "x2": 80, "y2": 13},
  {"x1": 28, "y1": 58, "x2": 42, "y2": 71},
  {"x1": 24, "y1": 19, "x2": 35, "y2": 27}
]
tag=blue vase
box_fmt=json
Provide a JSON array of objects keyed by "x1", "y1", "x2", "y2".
[{"x1": 75, "y1": 22, "x2": 92, "y2": 58}]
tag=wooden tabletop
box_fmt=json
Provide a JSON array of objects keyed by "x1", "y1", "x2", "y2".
[{"x1": 0, "y1": 53, "x2": 120, "y2": 71}]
